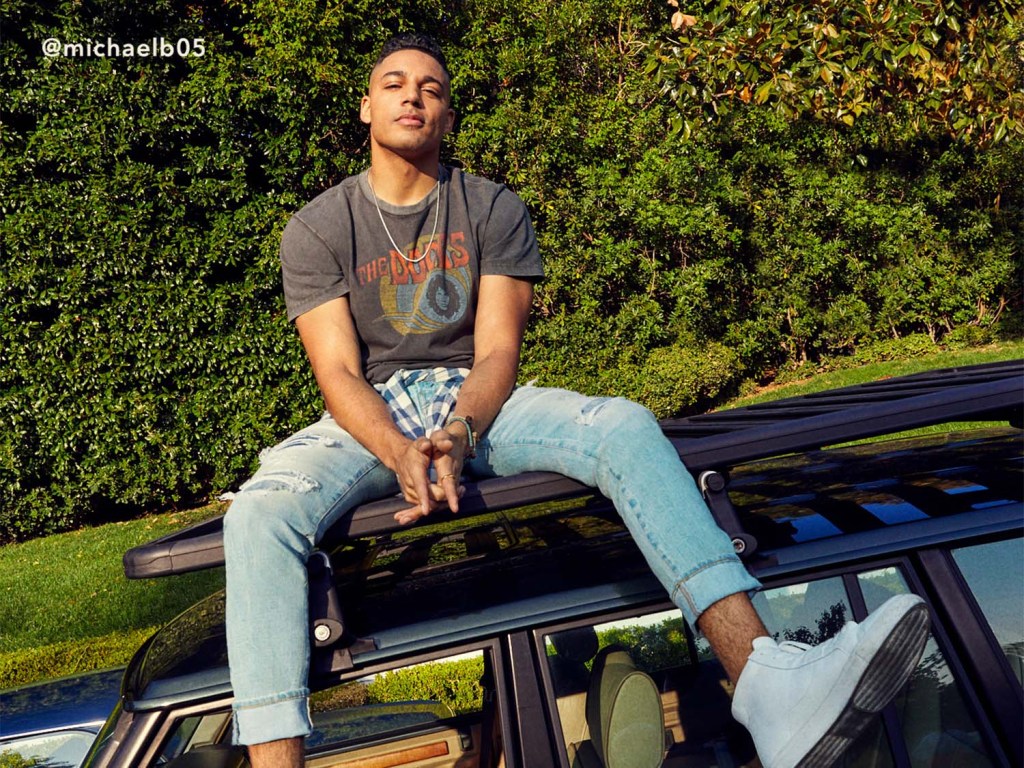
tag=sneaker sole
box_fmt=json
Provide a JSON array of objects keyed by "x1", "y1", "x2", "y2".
[{"x1": 794, "y1": 601, "x2": 930, "y2": 768}]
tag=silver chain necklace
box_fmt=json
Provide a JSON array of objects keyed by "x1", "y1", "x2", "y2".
[{"x1": 367, "y1": 168, "x2": 442, "y2": 264}]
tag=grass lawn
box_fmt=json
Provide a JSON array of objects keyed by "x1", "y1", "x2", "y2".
[
  {"x1": 720, "y1": 342, "x2": 1024, "y2": 443},
  {"x1": 724, "y1": 340, "x2": 1024, "y2": 407},
  {"x1": 0, "y1": 505, "x2": 225, "y2": 687},
  {"x1": 1, "y1": 341, "x2": 1021, "y2": 688}
]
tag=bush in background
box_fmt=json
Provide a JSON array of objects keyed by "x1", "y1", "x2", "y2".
[
  {"x1": 366, "y1": 656, "x2": 485, "y2": 715},
  {"x1": 1, "y1": 0, "x2": 1020, "y2": 539}
]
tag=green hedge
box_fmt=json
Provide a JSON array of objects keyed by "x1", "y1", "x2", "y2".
[
  {"x1": 2, "y1": 0, "x2": 1020, "y2": 539},
  {"x1": 366, "y1": 656, "x2": 484, "y2": 715},
  {"x1": 0, "y1": 753, "x2": 43, "y2": 768},
  {"x1": 0, "y1": 628, "x2": 151, "y2": 688},
  {"x1": 599, "y1": 617, "x2": 691, "y2": 674}
]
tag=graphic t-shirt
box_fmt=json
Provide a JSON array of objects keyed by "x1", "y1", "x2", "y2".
[{"x1": 280, "y1": 167, "x2": 544, "y2": 384}]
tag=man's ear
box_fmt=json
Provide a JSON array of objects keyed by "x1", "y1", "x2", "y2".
[
  {"x1": 444, "y1": 108, "x2": 456, "y2": 134},
  {"x1": 360, "y1": 94, "x2": 372, "y2": 125}
]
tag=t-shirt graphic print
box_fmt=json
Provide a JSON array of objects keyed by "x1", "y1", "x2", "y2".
[{"x1": 360, "y1": 231, "x2": 473, "y2": 336}]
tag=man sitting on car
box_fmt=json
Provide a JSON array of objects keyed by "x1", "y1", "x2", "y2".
[{"x1": 223, "y1": 32, "x2": 930, "y2": 768}]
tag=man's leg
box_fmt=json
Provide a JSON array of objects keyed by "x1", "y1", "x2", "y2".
[
  {"x1": 471, "y1": 385, "x2": 929, "y2": 768},
  {"x1": 697, "y1": 592, "x2": 769, "y2": 683},
  {"x1": 467, "y1": 386, "x2": 761, "y2": 628},
  {"x1": 223, "y1": 414, "x2": 399, "y2": 767},
  {"x1": 248, "y1": 737, "x2": 303, "y2": 768}
]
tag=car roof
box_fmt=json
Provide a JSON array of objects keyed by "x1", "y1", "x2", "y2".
[
  {"x1": 120, "y1": 361, "x2": 1023, "y2": 709},
  {"x1": 0, "y1": 668, "x2": 124, "y2": 739}
]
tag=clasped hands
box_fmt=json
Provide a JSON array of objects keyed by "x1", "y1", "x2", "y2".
[{"x1": 393, "y1": 428, "x2": 467, "y2": 526}]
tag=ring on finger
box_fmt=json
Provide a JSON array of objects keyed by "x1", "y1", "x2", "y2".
[{"x1": 439, "y1": 473, "x2": 456, "y2": 482}]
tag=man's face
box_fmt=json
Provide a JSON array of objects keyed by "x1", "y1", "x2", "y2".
[{"x1": 360, "y1": 48, "x2": 455, "y2": 161}]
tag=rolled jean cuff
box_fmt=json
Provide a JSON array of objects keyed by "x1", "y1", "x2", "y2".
[
  {"x1": 232, "y1": 690, "x2": 312, "y2": 745},
  {"x1": 670, "y1": 555, "x2": 762, "y2": 628}
]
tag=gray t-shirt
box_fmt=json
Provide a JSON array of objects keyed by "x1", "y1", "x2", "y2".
[{"x1": 280, "y1": 166, "x2": 544, "y2": 384}]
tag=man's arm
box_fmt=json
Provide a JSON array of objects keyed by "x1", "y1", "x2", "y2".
[
  {"x1": 294, "y1": 296, "x2": 438, "y2": 516},
  {"x1": 398, "y1": 274, "x2": 534, "y2": 524},
  {"x1": 453, "y1": 274, "x2": 534, "y2": 433}
]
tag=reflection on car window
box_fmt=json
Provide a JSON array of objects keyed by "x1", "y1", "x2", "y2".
[
  {"x1": 1, "y1": 730, "x2": 96, "y2": 768},
  {"x1": 752, "y1": 575, "x2": 851, "y2": 645},
  {"x1": 858, "y1": 567, "x2": 996, "y2": 768},
  {"x1": 951, "y1": 537, "x2": 1024, "y2": 685},
  {"x1": 152, "y1": 651, "x2": 494, "y2": 767},
  {"x1": 305, "y1": 650, "x2": 491, "y2": 766}
]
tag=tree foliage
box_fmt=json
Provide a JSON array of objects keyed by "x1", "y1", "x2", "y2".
[
  {"x1": 1, "y1": 0, "x2": 1020, "y2": 539},
  {"x1": 656, "y1": 0, "x2": 1024, "y2": 144}
]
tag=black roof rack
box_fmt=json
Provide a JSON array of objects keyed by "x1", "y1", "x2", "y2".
[{"x1": 123, "y1": 360, "x2": 1023, "y2": 579}]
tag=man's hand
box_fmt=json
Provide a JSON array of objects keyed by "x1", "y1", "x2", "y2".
[
  {"x1": 394, "y1": 437, "x2": 435, "y2": 524},
  {"x1": 392, "y1": 275, "x2": 533, "y2": 526},
  {"x1": 394, "y1": 429, "x2": 467, "y2": 526},
  {"x1": 430, "y1": 427, "x2": 467, "y2": 512}
]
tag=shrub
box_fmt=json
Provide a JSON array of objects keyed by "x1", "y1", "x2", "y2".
[
  {"x1": 0, "y1": 629, "x2": 151, "y2": 688},
  {"x1": 2, "y1": 0, "x2": 1019, "y2": 538},
  {"x1": 628, "y1": 341, "x2": 742, "y2": 418},
  {"x1": 599, "y1": 616, "x2": 691, "y2": 674},
  {"x1": 365, "y1": 656, "x2": 485, "y2": 715},
  {"x1": 0, "y1": 753, "x2": 43, "y2": 768},
  {"x1": 655, "y1": 0, "x2": 1024, "y2": 145}
]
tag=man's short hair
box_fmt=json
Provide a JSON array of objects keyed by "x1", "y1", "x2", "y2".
[{"x1": 374, "y1": 32, "x2": 449, "y2": 80}]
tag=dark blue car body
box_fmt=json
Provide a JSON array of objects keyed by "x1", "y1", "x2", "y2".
[{"x1": 1, "y1": 668, "x2": 123, "y2": 767}]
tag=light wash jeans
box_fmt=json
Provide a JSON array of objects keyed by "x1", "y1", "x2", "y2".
[{"x1": 223, "y1": 382, "x2": 761, "y2": 744}]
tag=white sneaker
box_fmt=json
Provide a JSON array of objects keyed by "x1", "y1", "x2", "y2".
[{"x1": 732, "y1": 593, "x2": 930, "y2": 768}]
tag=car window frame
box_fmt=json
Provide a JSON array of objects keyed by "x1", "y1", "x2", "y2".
[
  {"x1": 917, "y1": 536, "x2": 1024, "y2": 763},
  {"x1": 129, "y1": 637, "x2": 512, "y2": 768},
  {"x1": 530, "y1": 554, "x2": 1012, "y2": 768}
]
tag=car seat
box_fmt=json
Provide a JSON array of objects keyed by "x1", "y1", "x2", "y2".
[
  {"x1": 570, "y1": 646, "x2": 665, "y2": 768},
  {"x1": 550, "y1": 626, "x2": 601, "y2": 696}
]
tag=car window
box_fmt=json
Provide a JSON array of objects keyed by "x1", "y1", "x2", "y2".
[
  {"x1": 540, "y1": 567, "x2": 1004, "y2": 768},
  {"x1": 540, "y1": 585, "x2": 898, "y2": 767},
  {"x1": 305, "y1": 649, "x2": 491, "y2": 766},
  {"x1": 753, "y1": 577, "x2": 900, "y2": 768},
  {"x1": 153, "y1": 711, "x2": 233, "y2": 763},
  {"x1": 541, "y1": 607, "x2": 755, "y2": 767},
  {"x1": 950, "y1": 537, "x2": 1024, "y2": 685},
  {"x1": 151, "y1": 649, "x2": 495, "y2": 768},
  {"x1": 1, "y1": 730, "x2": 97, "y2": 768},
  {"x1": 751, "y1": 574, "x2": 852, "y2": 644},
  {"x1": 858, "y1": 567, "x2": 997, "y2": 768}
]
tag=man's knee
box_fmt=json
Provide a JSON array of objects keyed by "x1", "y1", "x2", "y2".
[
  {"x1": 576, "y1": 396, "x2": 659, "y2": 435},
  {"x1": 223, "y1": 490, "x2": 314, "y2": 560}
]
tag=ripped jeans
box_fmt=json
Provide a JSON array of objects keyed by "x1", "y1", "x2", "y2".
[{"x1": 223, "y1": 382, "x2": 760, "y2": 744}]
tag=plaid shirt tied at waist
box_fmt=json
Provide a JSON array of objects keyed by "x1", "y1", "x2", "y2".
[{"x1": 373, "y1": 367, "x2": 470, "y2": 440}]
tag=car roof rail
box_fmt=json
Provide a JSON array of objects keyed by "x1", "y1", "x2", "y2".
[
  {"x1": 123, "y1": 360, "x2": 1023, "y2": 579},
  {"x1": 666, "y1": 358, "x2": 1023, "y2": 470}
]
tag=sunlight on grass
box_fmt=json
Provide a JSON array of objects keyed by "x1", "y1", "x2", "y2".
[
  {"x1": 725, "y1": 343, "x2": 1023, "y2": 408},
  {"x1": 0, "y1": 504, "x2": 225, "y2": 655}
]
